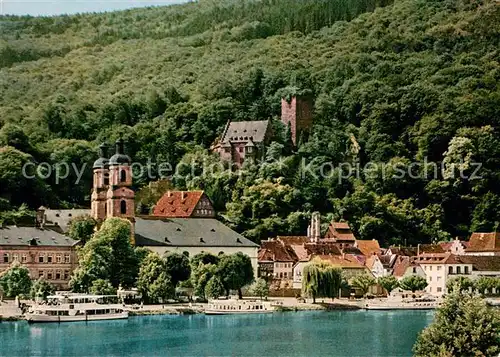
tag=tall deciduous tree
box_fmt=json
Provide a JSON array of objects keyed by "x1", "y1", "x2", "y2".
[
  {"x1": 67, "y1": 215, "x2": 97, "y2": 243},
  {"x1": 249, "y1": 278, "x2": 269, "y2": 300},
  {"x1": 0, "y1": 262, "x2": 32, "y2": 298},
  {"x1": 217, "y1": 252, "x2": 254, "y2": 299},
  {"x1": 413, "y1": 288, "x2": 500, "y2": 356},
  {"x1": 137, "y1": 252, "x2": 175, "y2": 303},
  {"x1": 164, "y1": 252, "x2": 191, "y2": 288},
  {"x1": 30, "y1": 278, "x2": 54, "y2": 300},
  {"x1": 89, "y1": 279, "x2": 116, "y2": 295},
  {"x1": 205, "y1": 276, "x2": 225, "y2": 299}
]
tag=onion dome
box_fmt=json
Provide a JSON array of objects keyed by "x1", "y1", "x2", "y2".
[
  {"x1": 93, "y1": 143, "x2": 109, "y2": 169},
  {"x1": 109, "y1": 138, "x2": 131, "y2": 166}
]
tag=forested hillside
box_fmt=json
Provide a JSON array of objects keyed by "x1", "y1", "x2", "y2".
[{"x1": 0, "y1": 0, "x2": 499, "y2": 246}]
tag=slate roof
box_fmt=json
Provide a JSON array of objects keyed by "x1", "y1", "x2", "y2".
[
  {"x1": 43, "y1": 209, "x2": 91, "y2": 233},
  {"x1": 0, "y1": 226, "x2": 79, "y2": 247},
  {"x1": 134, "y1": 217, "x2": 258, "y2": 248},
  {"x1": 221, "y1": 120, "x2": 270, "y2": 143},
  {"x1": 355, "y1": 240, "x2": 381, "y2": 256},
  {"x1": 153, "y1": 191, "x2": 209, "y2": 218},
  {"x1": 466, "y1": 232, "x2": 500, "y2": 252}
]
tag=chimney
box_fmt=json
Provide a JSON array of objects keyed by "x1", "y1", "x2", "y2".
[
  {"x1": 167, "y1": 191, "x2": 172, "y2": 197},
  {"x1": 181, "y1": 192, "x2": 187, "y2": 200}
]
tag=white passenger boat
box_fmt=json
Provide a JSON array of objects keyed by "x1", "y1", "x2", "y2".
[
  {"x1": 26, "y1": 294, "x2": 128, "y2": 323},
  {"x1": 364, "y1": 290, "x2": 441, "y2": 310},
  {"x1": 205, "y1": 299, "x2": 275, "y2": 315}
]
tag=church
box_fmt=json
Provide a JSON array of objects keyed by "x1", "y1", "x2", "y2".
[{"x1": 42, "y1": 139, "x2": 259, "y2": 274}]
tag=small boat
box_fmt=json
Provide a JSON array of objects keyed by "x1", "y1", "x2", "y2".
[
  {"x1": 364, "y1": 290, "x2": 441, "y2": 310},
  {"x1": 205, "y1": 299, "x2": 275, "y2": 315},
  {"x1": 26, "y1": 294, "x2": 128, "y2": 323}
]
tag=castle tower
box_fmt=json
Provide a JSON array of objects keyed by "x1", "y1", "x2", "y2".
[
  {"x1": 91, "y1": 143, "x2": 110, "y2": 220},
  {"x1": 281, "y1": 96, "x2": 314, "y2": 146}
]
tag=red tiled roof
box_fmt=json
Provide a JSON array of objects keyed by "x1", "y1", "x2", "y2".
[
  {"x1": 439, "y1": 242, "x2": 453, "y2": 251},
  {"x1": 258, "y1": 240, "x2": 296, "y2": 262},
  {"x1": 392, "y1": 256, "x2": 421, "y2": 277},
  {"x1": 315, "y1": 254, "x2": 365, "y2": 269},
  {"x1": 276, "y1": 236, "x2": 310, "y2": 245},
  {"x1": 153, "y1": 191, "x2": 205, "y2": 218},
  {"x1": 466, "y1": 232, "x2": 500, "y2": 252},
  {"x1": 388, "y1": 246, "x2": 418, "y2": 257},
  {"x1": 419, "y1": 244, "x2": 445, "y2": 254},
  {"x1": 355, "y1": 240, "x2": 381, "y2": 256},
  {"x1": 304, "y1": 243, "x2": 342, "y2": 256},
  {"x1": 324, "y1": 221, "x2": 356, "y2": 241},
  {"x1": 459, "y1": 256, "x2": 500, "y2": 271}
]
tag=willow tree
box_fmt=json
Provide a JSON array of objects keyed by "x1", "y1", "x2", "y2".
[{"x1": 302, "y1": 258, "x2": 342, "y2": 303}]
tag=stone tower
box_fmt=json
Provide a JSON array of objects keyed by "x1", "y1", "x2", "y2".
[
  {"x1": 281, "y1": 96, "x2": 314, "y2": 146},
  {"x1": 91, "y1": 143, "x2": 110, "y2": 220}
]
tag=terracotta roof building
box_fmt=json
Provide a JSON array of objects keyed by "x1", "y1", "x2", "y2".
[
  {"x1": 355, "y1": 240, "x2": 381, "y2": 257},
  {"x1": 153, "y1": 191, "x2": 215, "y2": 218},
  {"x1": 324, "y1": 221, "x2": 356, "y2": 247},
  {"x1": 465, "y1": 232, "x2": 500, "y2": 256}
]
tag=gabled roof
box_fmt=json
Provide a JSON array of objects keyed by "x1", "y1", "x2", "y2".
[
  {"x1": 0, "y1": 226, "x2": 79, "y2": 247},
  {"x1": 388, "y1": 246, "x2": 418, "y2": 257},
  {"x1": 324, "y1": 221, "x2": 356, "y2": 241},
  {"x1": 304, "y1": 243, "x2": 342, "y2": 256},
  {"x1": 392, "y1": 256, "x2": 421, "y2": 277},
  {"x1": 276, "y1": 236, "x2": 310, "y2": 245},
  {"x1": 258, "y1": 240, "x2": 296, "y2": 262},
  {"x1": 419, "y1": 244, "x2": 445, "y2": 254},
  {"x1": 355, "y1": 239, "x2": 381, "y2": 256},
  {"x1": 43, "y1": 209, "x2": 91, "y2": 233},
  {"x1": 134, "y1": 217, "x2": 258, "y2": 248},
  {"x1": 153, "y1": 191, "x2": 209, "y2": 218},
  {"x1": 314, "y1": 254, "x2": 366, "y2": 269},
  {"x1": 459, "y1": 256, "x2": 500, "y2": 272},
  {"x1": 221, "y1": 120, "x2": 270, "y2": 143},
  {"x1": 466, "y1": 232, "x2": 500, "y2": 252}
]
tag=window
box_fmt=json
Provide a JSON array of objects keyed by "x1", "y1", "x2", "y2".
[
  {"x1": 56, "y1": 254, "x2": 62, "y2": 263},
  {"x1": 412, "y1": 267, "x2": 417, "y2": 273},
  {"x1": 3, "y1": 253, "x2": 9, "y2": 263},
  {"x1": 429, "y1": 277, "x2": 432, "y2": 282},
  {"x1": 120, "y1": 169, "x2": 127, "y2": 182},
  {"x1": 39, "y1": 270, "x2": 44, "y2": 278},
  {"x1": 120, "y1": 200, "x2": 127, "y2": 214},
  {"x1": 429, "y1": 266, "x2": 432, "y2": 271},
  {"x1": 64, "y1": 254, "x2": 70, "y2": 263},
  {"x1": 448, "y1": 266, "x2": 453, "y2": 274},
  {"x1": 437, "y1": 266, "x2": 441, "y2": 271},
  {"x1": 55, "y1": 271, "x2": 61, "y2": 280},
  {"x1": 437, "y1": 276, "x2": 441, "y2": 281},
  {"x1": 64, "y1": 270, "x2": 69, "y2": 280},
  {"x1": 12, "y1": 254, "x2": 18, "y2": 262},
  {"x1": 464, "y1": 266, "x2": 469, "y2": 274},
  {"x1": 47, "y1": 271, "x2": 53, "y2": 280},
  {"x1": 456, "y1": 266, "x2": 461, "y2": 274},
  {"x1": 22, "y1": 254, "x2": 27, "y2": 263},
  {"x1": 47, "y1": 255, "x2": 53, "y2": 263},
  {"x1": 437, "y1": 287, "x2": 442, "y2": 293},
  {"x1": 238, "y1": 147, "x2": 243, "y2": 153},
  {"x1": 39, "y1": 254, "x2": 44, "y2": 263}
]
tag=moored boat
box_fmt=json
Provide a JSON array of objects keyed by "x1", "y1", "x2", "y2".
[
  {"x1": 364, "y1": 289, "x2": 441, "y2": 310},
  {"x1": 205, "y1": 299, "x2": 275, "y2": 315},
  {"x1": 26, "y1": 294, "x2": 128, "y2": 323}
]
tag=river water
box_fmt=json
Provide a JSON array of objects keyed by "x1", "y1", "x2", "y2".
[{"x1": 0, "y1": 310, "x2": 433, "y2": 356}]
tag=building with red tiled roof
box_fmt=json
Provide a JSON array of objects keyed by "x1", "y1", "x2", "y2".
[
  {"x1": 355, "y1": 239, "x2": 381, "y2": 257},
  {"x1": 257, "y1": 239, "x2": 297, "y2": 280},
  {"x1": 392, "y1": 256, "x2": 424, "y2": 280},
  {"x1": 465, "y1": 232, "x2": 500, "y2": 256},
  {"x1": 153, "y1": 191, "x2": 215, "y2": 218},
  {"x1": 324, "y1": 221, "x2": 356, "y2": 248},
  {"x1": 439, "y1": 238, "x2": 468, "y2": 255}
]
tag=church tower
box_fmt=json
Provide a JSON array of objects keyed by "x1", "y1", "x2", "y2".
[
  {"x1": 106, "y1": 139, "x2": 135, "y2": 220},
  {"x1": 91, "y1": 143, "x2": 110, "y2": 220}
]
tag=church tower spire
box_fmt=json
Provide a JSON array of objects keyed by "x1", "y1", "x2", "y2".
[{"x1": 91, "y1": 143, "x2": 110, "y2": 220}]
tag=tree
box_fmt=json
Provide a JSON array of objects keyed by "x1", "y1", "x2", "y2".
[
  {"x1": 217, "y1": 252, "x2": 254, "y2": 299},
  {"x1": 249, "y1": 278, "x2": 269, "y2": 300},
  {"x1": 205, "y1": 276, "x2": 225, "y2": 299},
  {"x1": 474, "y1": 276, "x2": 496, "y2": 296},
  {"x1": 164, "y1": 252, "x2": 191, "y2": 288},
  {"x1": 67, "y1": 215, "x2": 97, "y2": 243},
  {"x1": 30, "y1": 278, "x2": 55, "y2": 301},
  {"x1": 89, "y1": 279, "x2": 116, "y2": 295},
  {"x1": 190, "y1": 252, "x2": 219, "y2": 269},
  {"x1": 350, "y1": 275, "x2": 376, "y2": 297},
  {"x1": 191, "y1": 263, "x2": 217, "y2": 301},
  {"x1": 377, "y1": 276, "x2": 399, "y2": 294},
  {"x1": 413, "y1": 288, "x2": 500, "y2": 356},
  {"x1": 137, "y1": 252, "x2": 175, "y2": 303},
  {"x1": 0, "y1": 262, "x2": 32, "y2": 298},
  {"x1": 399, "y1": 275, "x2": 428, "y2": 292},
  {"x1": 446, "y1": 276, "x2": 474, "y2": 293},
  {"x1": 302, "y1": 258, "x2": 342, "y2": 303},
  {"x1": 69, "y1": 218, "x2": 139, "y2": 291}
]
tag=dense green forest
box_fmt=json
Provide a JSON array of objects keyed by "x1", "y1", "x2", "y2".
[{"x1": 0, "y1": 0, "x2": 499, "y2": 246}]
